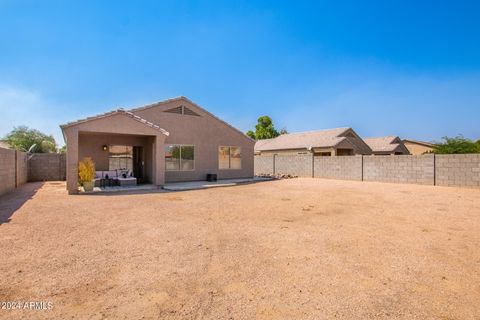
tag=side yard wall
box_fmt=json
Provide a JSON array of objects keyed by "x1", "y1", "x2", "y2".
[
  {"x1": 275, "y1": 154, "x2": 312, "y2": 177},
  {"x1": 435, "y1": 154, "x2": 480, "y2": 188},
  {"x1": 28, "y1": 153, "x2": 67, "y2": 182},
  {"x1": 314, "y1": 155, "x2": 363, "y2": 181},
  {"x1": 254, "y1": 154, "x2": 480, "y2": 188},
  {"x1": 254, "y1": 155, "x2": 275, "y2": 175},
  {"x1": 363, "y1": 155, "x2": 434, "y2": 185},
  {"x1": 0, "y1": 147, "x2": 28, "y2": 196},
  {"x1": 17, "y1": 151, "x2": 28, "y2": 186}
]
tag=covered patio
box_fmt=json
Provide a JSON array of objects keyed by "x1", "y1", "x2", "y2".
[{"x1": 61, "y1": 109, "x2": 169, "y2": 194}]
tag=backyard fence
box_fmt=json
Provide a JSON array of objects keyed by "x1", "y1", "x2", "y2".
[
  {"x1": 255, "y1": 153, "x2": 480, "y2": 188},
  {"x1": 0, "y1": 147, "x2": 67, "y2": 197},
  {"x1": 0, "y1": 147, "x2": 28, "y2": 196},
  {"x1": 28, "y1": 153, "x2": 66, "y2": 182}
]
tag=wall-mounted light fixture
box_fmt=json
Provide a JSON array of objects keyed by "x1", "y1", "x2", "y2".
[{"x1": 102, "y1": 145, "x2": 108, "y2": 151}]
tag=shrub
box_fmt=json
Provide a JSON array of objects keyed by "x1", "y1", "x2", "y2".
[
  {"x1": 78, "y1": 157, "x2": 95, "y2": 184},
  {"x1": 433, "y1": 135, "x2": 480, "y2": 154}
]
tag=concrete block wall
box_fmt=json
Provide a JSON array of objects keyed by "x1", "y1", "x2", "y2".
[
  {"x1": 435, "y1": 154, "x2": 480, "y2": 188},
  {"x1": 254, "y1": 153, "x2": 480, "y2": 188},
  {"x1": 0, "y1": 147, "x2": 16, "y2": 195},
  {"x1": 28, "y1": 153, "x2": 67, "y2": 182},
  {"x1": 254, "y1": 155, "x2": 275, "y2": 175},
  {"x1": 275, "y1": 154, "x2": 313, "y2": 177},
  {"x1": 16, "y1": 151, "x2": 28, "y2": 186},
  {"x1": 363, "y1": 155, "x2": 435, "y2": 185},
  {"x1": 314, "y1": 155, "x2": 362, "y2": 181},
  {"x1": 0, "y1": 147, "x2": 28, "y2": 196}
]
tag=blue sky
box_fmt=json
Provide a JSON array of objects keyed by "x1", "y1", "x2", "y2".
[{"x1": 1, "y1": 0, "x2": 479, "y2": 146}]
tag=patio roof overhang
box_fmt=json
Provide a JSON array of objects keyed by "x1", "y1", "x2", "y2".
[{"x1": 60, "y1": 109, "x2": 169, "y2": 143}]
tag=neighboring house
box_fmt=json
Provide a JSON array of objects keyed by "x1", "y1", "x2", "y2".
[
  {"x1": 61, "y1": 96, "x2": 254, "y2": 194},
  {"x1": 402, "y1": 139, "x2": 434, "y2": 155},
  {"x1": 254, "y1": 127, "x2": 372, "y2": 156},
  {"x1": 364, "y1": 136, "x2": 410, "y2": 155},
  {"x1": 0, "y1": 141, "x2": 11, "y2": 149}
]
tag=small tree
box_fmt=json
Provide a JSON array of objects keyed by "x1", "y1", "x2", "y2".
[
  {"x1": 246, "y1": 116, "x2": 280, "y2": 140},
  {"x1": 433, "y1": 135, "x2": 480, "y2": 154},
  {"x1": 3, "y1": 126, "x2": 57, "y2": 153}
]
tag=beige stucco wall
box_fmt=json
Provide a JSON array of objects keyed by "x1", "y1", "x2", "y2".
[
  {"x1": 403, "y1": 142, "x2": 433, "y2": 155},
  {"x1": 62, "y1": 98, "x2": 253, "y2": 192},
  {"x1": 78, "y1": 133, "x2": 153, "y2": 182},
  {"x1": 132, "y1": 99, "x2": 254, "y2": 182},
  {"x1": 63, "y1": 113, "x2": 166, "y2": 193}
]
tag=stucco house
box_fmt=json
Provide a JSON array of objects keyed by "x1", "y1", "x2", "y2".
[
  {"x1": 254, "y1": 127, "x2": 372, "y2": 156},
  {"x1": 61, "y1": 97, "x2": 254, "y2": 194},
  {"x1": 402, "y1": 139, "x2": 434, "y2": 155},
  {"x1": 364, "y1": 136, "x2": 410, "y2": 155}
]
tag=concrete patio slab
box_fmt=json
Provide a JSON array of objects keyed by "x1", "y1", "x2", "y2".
[
  {"x1": 163, "y1": 177, "x2": 271, "y2": 191},
  {"x1": 79, "y1": 184, "x2": 159, "y2": 194}
]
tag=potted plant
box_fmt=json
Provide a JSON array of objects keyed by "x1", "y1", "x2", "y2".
[{"x1": 78, "y1": 157, "x2": 96, "y2": 192}]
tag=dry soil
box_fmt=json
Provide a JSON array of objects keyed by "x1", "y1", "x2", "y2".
[{"x1": 0, "y1": 179, "x2": 479, "y2": 319}]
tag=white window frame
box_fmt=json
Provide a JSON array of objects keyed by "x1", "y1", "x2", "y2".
[
  {"x1": 165, "y1": 144, "x2": 195, "y2": 171},
  {"x1": 218, "y1": 146, "x2": 242, "y2": 170}
]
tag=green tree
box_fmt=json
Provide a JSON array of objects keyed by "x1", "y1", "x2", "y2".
[
  {"x1": 246, "y1": 130, "x2": 256, "y2": 139},
  {"x1": 433, "y1": 135, "x2": 480, "y2": 154},
  {"x1": 246, "y1": 116, "x2": 280, "y2": 140},
  {"x1": 3, "y1": 126, "x2": 57, "y2": 153}
]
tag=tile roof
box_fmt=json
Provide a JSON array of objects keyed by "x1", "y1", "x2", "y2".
[
  {"x1": 60, "y1": 109, "x2": 169, "y2": 136},
  {"x1": 402, "y1": 139, "x2": 435, "y2": 147},
  {"x1": 254, "y1": 127, "x2": 351, "y2": 151},
  {"x1": 364, "y1": 136, "x2": 401, "y2": 152}
]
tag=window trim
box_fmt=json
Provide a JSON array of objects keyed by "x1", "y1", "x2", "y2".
[
  {"x1": 165, "y1": 144, "x2": 195, "y2": 172},
  {"x1": 218, "y1": 146, "x2": 242, "y2": 170}
]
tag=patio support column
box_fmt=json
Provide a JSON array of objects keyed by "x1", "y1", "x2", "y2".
[
  {"x1": 65, "y1": 128, "x2": 79, "y2": 194},
  {"x1": 153, "y1": 134, "x2": 165, "y2": 187}
]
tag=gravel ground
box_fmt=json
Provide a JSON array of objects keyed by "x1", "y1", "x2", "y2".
[{"x1": 0, "y1": 179, "x2": 479, "y2": 319}]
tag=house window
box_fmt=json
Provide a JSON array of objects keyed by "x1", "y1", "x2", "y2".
[
  {"x1": 109, "y1": 145, "x2": 133, "y2": 170},
  {"x1": 218, "y1": 146, "x2": 242, "y2": 169},
  {"x1": 165, "y1": 145, "x2": 194, "y2": 171}
]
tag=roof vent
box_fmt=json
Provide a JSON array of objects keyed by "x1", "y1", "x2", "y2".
[{"x1": 164, "y1": 105, "x2": 200, "y2": 117}]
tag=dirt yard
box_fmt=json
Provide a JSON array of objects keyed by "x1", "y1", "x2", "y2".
[{"x1": 0, "y1": 179, "x2": 479, "y2": 319}]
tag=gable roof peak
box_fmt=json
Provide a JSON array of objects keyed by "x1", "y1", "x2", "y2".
[
  {"x1": 129, "y1": 96, "x2": 255, "y2": 143},
  {"x1": 60, "y1": 108, "x2": 169, "y2": 136}
]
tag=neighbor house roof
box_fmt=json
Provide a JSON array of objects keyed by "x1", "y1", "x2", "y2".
[
  {"x1": 0, "y1": 141, "x2": 11, "y2": 149},
  {"x1": 364, "y1": 136, "x2": 410, "y2": 154},
  {"x1": 254, "y1": 127, "x2": 371, "y2": 152},
  {"x1": 402, "y1": 139, "x2": 434, "y2": 147},
  {"x1": 60, "y1": 108, "x2": 169, "y2": 136}
]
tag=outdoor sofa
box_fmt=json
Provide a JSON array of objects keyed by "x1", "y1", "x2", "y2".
[{"x1": 94, "y1": 170, "x2": 137, "y2": 187}]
